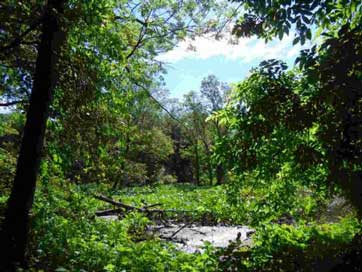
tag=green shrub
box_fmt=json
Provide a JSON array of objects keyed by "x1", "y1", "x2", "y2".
[
  {"x1": 28, "y1": 181, "x2": 222, "y2": 271},
  {"x1": 244, "y1": 218, "x2": 361, "y2": 271}
]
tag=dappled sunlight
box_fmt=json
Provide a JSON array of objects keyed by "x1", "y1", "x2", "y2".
[{"x1": 1, "y1": 0, "x2": 362, "y2": 271}]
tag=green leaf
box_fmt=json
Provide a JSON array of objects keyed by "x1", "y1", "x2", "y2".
[
  {"x1": 278, "y1": 29, "x2": 284, "y2": 40},
  {"x1": 292, "y1": 37, "x2": 300, "y2": 45},
  {"x1": 306, "y1": 29, "x2": 312, "y2": 40}
]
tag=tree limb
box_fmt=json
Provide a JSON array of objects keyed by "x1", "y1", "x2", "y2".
[
  {"x1": 93, "y1": 194, "x2": 192, "y2": 217},
  {"x1": 125, "y1": 74, "x2": 183, "y2": 124},
  {"x1": 0, "y1": 18, "x2": 43, "y2": 53},
  {"x1": 0, "y1": 100, "x2": 25, "y2": 107},
  {"x1": 93, "y1": 194, "x2": 140, "y2": 211}
]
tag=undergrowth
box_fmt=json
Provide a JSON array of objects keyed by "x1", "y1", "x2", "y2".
[{"x1": 6, "y1": 180, "x2": 357, "y2": 271}]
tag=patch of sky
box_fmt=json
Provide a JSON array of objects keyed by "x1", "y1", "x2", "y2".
[{"x1": 158, "y1": 30, "x2": 312, "y2": 99}]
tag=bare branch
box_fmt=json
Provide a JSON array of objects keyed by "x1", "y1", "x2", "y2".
[
  {"x1": 126, "y1": 24, "x2": 146, "y2": 60},
  {"x1": 126, "y1": 72, "x2": 182, "y2": 124},
  {"x1": 0, "y1": 100, "x2": 25, "y2": 107}
]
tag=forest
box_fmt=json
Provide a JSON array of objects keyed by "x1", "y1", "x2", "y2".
[{"x1": 0, "y1": 0, "x2": 362, "y2": 271}]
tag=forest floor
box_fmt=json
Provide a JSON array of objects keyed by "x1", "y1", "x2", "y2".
[{"x1": 13, "y1": 181, "x2": 359, "y2": 271}]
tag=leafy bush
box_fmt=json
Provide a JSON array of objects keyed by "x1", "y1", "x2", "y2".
[
  {"x1": 244, "y1": 218, "x2": 361, "y2": 271},
  {"x1": 28, "y1": 181, "x2": 224, "y2": 271}
]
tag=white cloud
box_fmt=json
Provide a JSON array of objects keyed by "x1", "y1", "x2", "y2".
[{"x1": 157, "y1": 32, "x2": 306, "y2": 63}]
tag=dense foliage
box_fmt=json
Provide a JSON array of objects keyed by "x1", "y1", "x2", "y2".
[{"x1": 1, "y1": 0, "x2": 362, "y2": 271}]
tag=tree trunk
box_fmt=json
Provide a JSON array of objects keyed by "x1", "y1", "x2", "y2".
[
  {"x1": 201, "y1": 138, "x2": 213, "y2": 185},
  {"x1": 194, "y1": 141, "x2": 200, "y2": 185},
  {"x1": 214, "y1": 120, "x2": 225, "y2": 185},
  {"x1": 216, "y1": 164, "x2": 224, "y2": 185},
  {"x1": 207, "y1": 161, "x2": 213, "y2": 185},
  {"x1": 0, "y1": 0, "x2": 66, "y2": 269}
]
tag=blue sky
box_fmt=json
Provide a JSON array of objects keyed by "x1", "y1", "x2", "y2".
[{"x1": 158, "y1": 33, "x2": 309, "y2": 99}]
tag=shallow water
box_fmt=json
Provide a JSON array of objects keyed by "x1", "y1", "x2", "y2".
[
  {"x1": 153, "y1": 224, "x2": 254, "y2": 253},
  {"x1": 99, "y1": 216, "x2": 254, "y2": 253}
]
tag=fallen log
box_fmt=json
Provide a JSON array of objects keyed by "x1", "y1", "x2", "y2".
[
  {"x1": 95, "y1": 208, "x2": 124, "y2": 217},
  {"x1": 93, "y1": 194, "x2": 193, "y2": 217},
  {"x1": 93, "y1": 194, "x2": 139, "y2": 211}
]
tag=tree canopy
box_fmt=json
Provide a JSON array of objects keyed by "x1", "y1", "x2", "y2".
[{"x1": 0, "y1": 0, "x2": 362, "y2": 271}]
